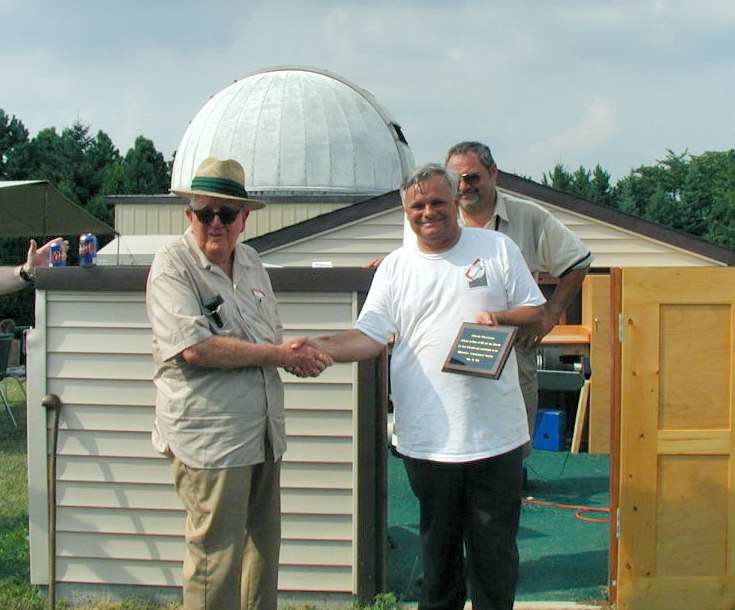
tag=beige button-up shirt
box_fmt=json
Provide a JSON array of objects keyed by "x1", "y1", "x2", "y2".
[
  {"x1": 461, "y1": 190, "x2": 593, "y2": 278},
  {"x1": 146, "y1": 230, "x2": 286, "y2": 469}
]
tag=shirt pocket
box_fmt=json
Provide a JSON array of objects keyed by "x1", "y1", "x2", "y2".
[
  {"x1": 207, "y1": 299, "x2": 238, "y2": 337},
  {"x1": 256, "y1": 290, "x2": 283, "y2": 342}
]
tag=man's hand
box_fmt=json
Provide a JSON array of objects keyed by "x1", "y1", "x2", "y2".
[
  {"x1": 28, "y1": 237, "x2": 65, "y2": 270},
  {"x1": 477, "y1": 311, "x2": 500, "y2": 326},
  {"x1": 282, "y1": 338, "x2": 333, "y2": 377},
  {"x1": 365, "y1": 257, "x2": 383, "y2": 269}
]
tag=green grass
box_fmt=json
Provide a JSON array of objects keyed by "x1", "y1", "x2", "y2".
[
  {"x1": 0, "y1": 382, "x2": 46, "y2": 610},
  {"x1": 0, "y1": 385, "x2": 400, "y2": 609}
]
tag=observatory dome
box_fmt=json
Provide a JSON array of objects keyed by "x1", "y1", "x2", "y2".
[{"x1": 171, "y1": 66, "x2": 415, "y2": 197}]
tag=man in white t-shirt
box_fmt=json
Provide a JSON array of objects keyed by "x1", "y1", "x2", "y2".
[{"x1": 295, "y1": 164, "x2": 546, "y2": 610}]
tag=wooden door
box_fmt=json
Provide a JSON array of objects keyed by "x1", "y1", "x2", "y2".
[{"x1": 617, "y1": 267, "x2": 735, "y2": 610}]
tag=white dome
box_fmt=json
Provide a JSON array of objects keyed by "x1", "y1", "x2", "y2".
[{"x1": 171, "y1": 66, "x2": 415, "y2": 197}]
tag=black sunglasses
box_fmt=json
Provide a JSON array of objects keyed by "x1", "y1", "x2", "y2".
[
  {"x1": 459, "y1": 172, "x2": 483, "y2": 184},
  {"x1": 191, "y1": 206, "x2": 242, "y2": 225}
]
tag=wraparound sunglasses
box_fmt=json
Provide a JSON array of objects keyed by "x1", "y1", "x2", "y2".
[{"x1": 191, "y1": 206, "x2": 242, "y2": 225}]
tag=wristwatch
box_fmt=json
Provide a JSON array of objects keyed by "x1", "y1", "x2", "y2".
[{"x1": 18, "y1": 264, "x2": 34, "y2": 284}]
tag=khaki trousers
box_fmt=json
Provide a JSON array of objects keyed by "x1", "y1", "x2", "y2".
[
  {"x1": 173, "y1": 452, "x2": 281, "y2": 610},
  {"x1": 515, "y1": 347, "x2": 539, "y2": 459}
]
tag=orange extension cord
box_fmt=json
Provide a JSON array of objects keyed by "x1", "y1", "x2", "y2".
[{"x1": 522, "y1": 497, "x2": 610, "y2": 523}]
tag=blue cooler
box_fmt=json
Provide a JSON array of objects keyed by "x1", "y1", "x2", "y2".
[{"x1": 533, "y1": 408, "x2": 566, "y2": 451}]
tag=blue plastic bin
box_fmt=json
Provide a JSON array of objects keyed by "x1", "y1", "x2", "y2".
[{"x1": 533, "y1": 408, "x2": 566, "y2": 451}]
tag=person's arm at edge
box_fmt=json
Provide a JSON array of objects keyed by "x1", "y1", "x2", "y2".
[
  {"x1": 0, "y1": 265, "x2": 27, "y2": 295},
  {"x1": 0, "y1": 238, "x2": 65, "y2": 296}
]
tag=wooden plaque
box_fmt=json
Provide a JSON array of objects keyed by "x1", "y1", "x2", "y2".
[{"x1": 442, "y1": 323, "x2": 518, "y2": 380}]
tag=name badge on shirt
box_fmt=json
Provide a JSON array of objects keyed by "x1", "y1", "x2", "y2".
[{"x1": 465, "y1": 258, "x2": 488, "y2": 289}]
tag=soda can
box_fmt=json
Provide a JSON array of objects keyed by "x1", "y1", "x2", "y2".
[
  {"x1": 49, "y1": 241, "x2": 66, "y2": 267},
  {"x1": 79, "y1": 233, "x2": 97, "y2": 267}
]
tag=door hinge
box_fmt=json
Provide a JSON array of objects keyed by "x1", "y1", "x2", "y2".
[
  {"x1": 618, "y1": 313, "x2": 624, "y2": 344},
  {"x1": 616, "y1": 507, "x2": 621, "y2": 539}
]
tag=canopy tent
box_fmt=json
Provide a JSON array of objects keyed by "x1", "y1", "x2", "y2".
[{"x1": 0, "y1": 181, "x2": 115, "y2": 237}]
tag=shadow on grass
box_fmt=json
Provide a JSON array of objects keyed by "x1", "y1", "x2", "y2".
[
  {"x1": 518, "y1": 549, "x2": 609, "y2": 599},
  {"x1": 527, "y1": 475, "x2": 609, "y2": 504}
]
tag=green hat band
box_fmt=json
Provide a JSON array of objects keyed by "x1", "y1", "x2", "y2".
[{"x1": 191, "y1": 176, "x2": 249, "y2": 198}]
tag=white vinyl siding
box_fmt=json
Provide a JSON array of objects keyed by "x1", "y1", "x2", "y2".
[
  {"x1": 115, "y1": 201, "x2": 350, "y2": 239},
  {"x1": 28, "y1": 290, "x2": 361, "y2": 593},
  {"x1": 258, "y1": 191, "x2": 726, "y2": 268},
  {"x1": 542, "y1": 204, "x2": 724, "y2": 267},
  {"x1": 260, "y1": 208, "x2": 405, "y2": 267}
]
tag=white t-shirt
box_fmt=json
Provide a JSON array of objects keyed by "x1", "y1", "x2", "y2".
[{"x1": 357, "y1": 227, "x2": 546, "y2": 462}]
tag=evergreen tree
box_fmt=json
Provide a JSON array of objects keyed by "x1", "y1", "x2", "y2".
[
  {"x1": 122, "y1": 136, "x2": 170, "y2": 194},
  {"x1": 570, "y1": 166, "x2": 593, "y2": 200},
  {"x1": 590, "y1": 165, "x2": 615, "y2": 207},
  {"x1": 707, "y1": 190, "x2": 735, "y2": 249},
  {"x1": 0, "y1": 110, "x2": 30, "y2": 179},
  {"x1": 679, "y1": 149, "x2": 735, "y2": 238},
  {"x1": 542, "y1": 163, "x2": 574, "y2": 193}
]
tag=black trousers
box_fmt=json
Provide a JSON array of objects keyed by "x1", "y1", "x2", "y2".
[{"x1": 402, "y1": 445, "x2": 524, "y2": 610}]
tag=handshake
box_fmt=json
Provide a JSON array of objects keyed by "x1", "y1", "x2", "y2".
[{"x1": 281, "y1": 336, "x2": 332, "y2": 378}]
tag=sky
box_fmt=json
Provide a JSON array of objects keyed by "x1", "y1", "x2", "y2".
[{"x1": 2, "y1": 0, "x2": 734, "y2": 182}]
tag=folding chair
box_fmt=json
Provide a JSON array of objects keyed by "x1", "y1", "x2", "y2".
[{"x1": 0, "y1": 333, "x2": 23, "y2": 428}]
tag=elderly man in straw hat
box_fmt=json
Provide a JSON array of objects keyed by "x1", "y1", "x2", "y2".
[{"x1": 146, "y1": 158, "x2": 331, "y2": 610}]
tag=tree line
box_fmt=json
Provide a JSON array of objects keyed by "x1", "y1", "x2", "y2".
[{"x1": 541, "y1": 149, "x2": 735, "y2": 250}]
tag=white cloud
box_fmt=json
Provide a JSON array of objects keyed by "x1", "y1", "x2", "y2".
[{"x1": 526, "y1": 98, "x2": 618, "y2": 173}]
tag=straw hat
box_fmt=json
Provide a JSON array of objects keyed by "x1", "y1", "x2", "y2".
[{"x1": 172, "y1": 158, "x2": 265, "y2": 210}]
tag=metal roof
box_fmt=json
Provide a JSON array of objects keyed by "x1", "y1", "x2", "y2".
[
  {"x1": 171, "y1": 66, "x2": 415, "y2": 197},
  {"x1": 0, "y1": 181, "x2": 115, "y2": 237}
]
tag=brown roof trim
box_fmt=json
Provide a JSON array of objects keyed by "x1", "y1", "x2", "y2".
[
  {"x1": 104, "y1": 194, "x2": 188, "y2": 206},
  {"x1": 497, "y1": 171, "x2": 735, "y2": 265},
  {"x1": 246, "y1": 190, "x2": 400, "y2": 253},
  {"x1": 35, "y1": 266, "x2": 375, "y2": 293}
]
